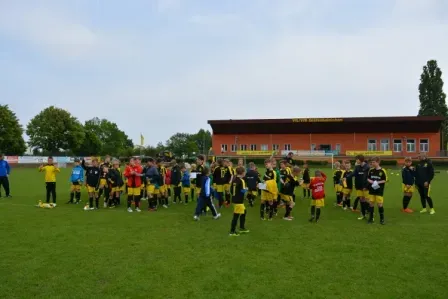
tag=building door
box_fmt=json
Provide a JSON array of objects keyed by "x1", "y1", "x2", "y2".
[{"x1": 335, "y1": 143, "x2": 341, "y2": 154}]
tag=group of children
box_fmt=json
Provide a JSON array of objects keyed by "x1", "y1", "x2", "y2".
[
  {"x1": 331, "y1": 153, "x2": 436, "y2": 225},
  {"x1": 332, "y1": 156, "x2": 387, "y2": 224},
  {"x1": 37, "y1": 154, "x2": 324, "y2": 235},
  {"x1": 36, "y1": 152, "x2": 435, "y2": 235}
]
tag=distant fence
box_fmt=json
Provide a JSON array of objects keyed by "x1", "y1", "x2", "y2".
[{"x1": 4, "y1": 156, "x2": 75, "y2": 164}]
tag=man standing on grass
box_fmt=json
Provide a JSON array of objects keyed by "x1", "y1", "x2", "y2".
[
  {"x1": 0, "y1": 154, "x2": 11, "y2": 198},
  {"x1": 415, "y1": 152, "x2": 435, "y2": 215}
]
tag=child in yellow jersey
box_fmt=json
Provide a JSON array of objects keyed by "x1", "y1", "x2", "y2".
[
  {"x1": 341, "y1": 161, "x2": 353, "y2": 210},
  {"x1": 260, "y1": 159, "x2": 278, "y2": 221},
  {"x1": 229, "y1": 166, "x2": 250, "y2": 236},
  {"x1": 39, "y1": 157, "x2": 60, "y2": 203},
  {"x1": 333, "y1": 162, "x2": 343, "y2": 206}
]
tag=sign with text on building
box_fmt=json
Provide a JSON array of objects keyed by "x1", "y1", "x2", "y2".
[
  {"x1": 292, "y1": 118, "x2": 344, "y2": 123},
  {"x1": 346, "y1": 151, "x2": 393, "y2": 156},
  {"x1": 236, "y1": 150, "x2": 276, "y2": 156},
  {"x1": 281, "y1": 150, "x2": 326, "y2": 156}
]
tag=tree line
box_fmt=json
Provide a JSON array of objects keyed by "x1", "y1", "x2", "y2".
[
  {"x1": 1, "y1": 59, "x2": 446, "y2": 156},
  {"x1": 0, "y1": 105, "x2": 212, "y2": 158}
]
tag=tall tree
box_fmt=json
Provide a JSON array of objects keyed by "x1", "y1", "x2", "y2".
[
  {"x1": 418, "y1": 60, "x2": 447, "y2": 148},
  {"x1": 190, "y1": 129, "x2": 212, "y2": 154},
  {"x1": 84, "y1": 117, "x2": 133, "y2": 156},
  {"x1": 156, "y1": 142, "x2": 165, "y2": 152},
  {"x1": 0, "y1": 105, "x2": 27, "y2": 155},
  {"x1": 73, "y1": 130, "x2": 102, "y2": 156},
  {"x1": 26, "y1": 106, "x2": 85, "y2": 154},
  {"x1": 165, "y1": 133, "x2": 198, "y2": 158}
]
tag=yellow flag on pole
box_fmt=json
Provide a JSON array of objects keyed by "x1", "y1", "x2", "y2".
[{"x1": 140, "y1": 133, "x2": 144, "y2": 146}]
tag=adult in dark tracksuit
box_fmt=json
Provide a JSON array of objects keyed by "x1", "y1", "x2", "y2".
[
  {"x1": 0, "y1": 154, "x2": 11, "y2": 197},
  {"x1": 193, "y1": 167, "x2": 220, "y2": 221},
  {"x1": 170, "y1": 160, "x2": 182, "y2": 203},
  {"x1": 415, "y1": 153, "x2": 435, "y2": 215}
]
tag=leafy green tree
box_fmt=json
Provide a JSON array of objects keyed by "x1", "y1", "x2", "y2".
[
  {"x1": 190, "y1": 129, "x2": 212, "y2": 154},
  {"x1": 142, "y1": 145, "x2": 159, "y2": 157},
  {"x1": 165, "y1": 133, "x2": 198, "y2": 158},
  {"x1": 84, "y1": 117, "x2": 133, "y2": 156},
  {"x1": 418, "y1": 60, "x2": 448, "y2": 148},
  {"x1": 73, "y1": 130, "x2": 102, "y2": 156},
  {"x1": 156, "y1": 142, "x2": 165, "y2": 152},
  {"x1": 119, "y1": 147, "x2": 136, "y2": 158},
  {"x1": 26, "y1": 106, "x2": 85, "y2": 154},
  {"x1": 0, "y1": 105, "x2": 27, "y2": 155}
]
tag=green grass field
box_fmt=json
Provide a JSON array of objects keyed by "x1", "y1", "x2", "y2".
[{"x1": 1, "y1": 167, "x2": 448, "y2": 299}]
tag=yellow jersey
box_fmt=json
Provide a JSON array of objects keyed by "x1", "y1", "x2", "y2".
[{"x1": 40, "y1": 164, "x2": 60, "y2": 182}]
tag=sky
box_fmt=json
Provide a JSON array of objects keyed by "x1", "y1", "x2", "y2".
[{"x1": 1, "y1": 0, "x2": 448, "y2": 146}]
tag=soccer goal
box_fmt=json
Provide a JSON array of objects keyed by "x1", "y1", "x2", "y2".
[{"x1": 291, "y1": 152, "x2": 335, "y2": 169}]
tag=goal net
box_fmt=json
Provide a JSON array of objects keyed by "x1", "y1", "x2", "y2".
[{"x1": 287, "y1": 151, "x2": 335, "y2": 169}]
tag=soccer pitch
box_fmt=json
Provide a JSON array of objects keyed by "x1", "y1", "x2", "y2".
[{"x1": 1, "y1": 167, "x2": 448, "y2": 299}]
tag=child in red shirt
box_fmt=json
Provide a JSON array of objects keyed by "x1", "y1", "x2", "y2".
[
  {"x1": 123, "y1": 158, "x2": 144, "y2": 212},
  {"x1": 309, "y1": 170, "x2": 327, "y2": 222},
  {"x1": 165, "y1": 168, "x2": 172, "y2": 201}
]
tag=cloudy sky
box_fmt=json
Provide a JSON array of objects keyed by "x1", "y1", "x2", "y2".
[{"x1": 1, "y1": 0, "x2": 447, "y2": 145}]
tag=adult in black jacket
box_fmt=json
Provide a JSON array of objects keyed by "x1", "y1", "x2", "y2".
[
  {"x1": 415, "y1": 153, "x2": 435, "y2": 214},
  {"x1": 171, "y1": 160, "x2": 182, "y2": 203}
]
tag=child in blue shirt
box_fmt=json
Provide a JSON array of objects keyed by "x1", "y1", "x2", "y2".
[
  {"x1": 181, "y1": 165, "x2": 191, "y2": 204},
  {"x1": 68, "y1": 158, "x2": 84, "y2": 204}
]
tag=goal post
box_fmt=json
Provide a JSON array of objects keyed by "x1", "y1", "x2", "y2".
[{"x1": 283, "y1": 150, "x2": 335, "y2": 169}]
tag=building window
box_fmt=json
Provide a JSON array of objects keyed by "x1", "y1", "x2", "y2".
[
  {"x1": 272, "y1": 144, "x2": 279, "y2": 151},
  {"x1": 380, "y1": 139, "x2": 390, "y2": 151},
  {"x1": 420, "y1": 139, "x2": 429, "y2": 152},
  {"x1": 367, "y1": 139, "x2": 377, "y2": 151},
  {"x1": 311, "y1": 144, "x2": 316, "y2": 151},
  {"x1": 393, "y1": 139, "x2": 402, "y2": 152},
  {"x1": 250, "y1": 144, "x2": 257, "y2": 151},
  {"x1": 240, "y1": 144, "x2": 247, "y2": 151},
  {"x1": 335, "y1": 143, "x2": 341, "y2": 153},
  {"x1": 231, "y1": 144, "x2": 237, "y2": 152},
  {"x1": 221, "y1": 144, "x2": 228, "y2": 152},
  {"x1": 406, "y1": 139, "x2": 416, "y2": 152},
  {"x1": 284, "y1": 144, "x2": 291, "y2": 151},
  {"x1": 261, "y1": 144, "x2": 268, "y2": 151}
]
